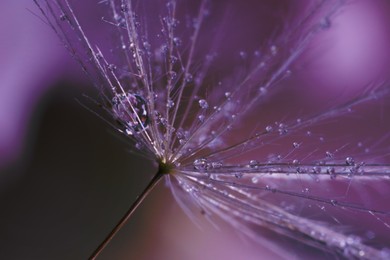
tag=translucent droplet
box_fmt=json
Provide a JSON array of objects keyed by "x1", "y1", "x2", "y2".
[
  {"x1": 293, "y1": 142, "x2": 300, "y2": 148},
  {"x1": 169, "y1": 71, "x2": 177, "y2": 80},
  {"x1": 251, "y1": 177, "x2": 259, "y2": 184},
  {"x1": 198, "y1": 99, "x2": 209, "y2": 109},
  {"x1": 108, "y1": 64, "x2": 117, "y2": 71},
  {"x1": 143, "y1": 41, "x2": 151, "y2": 50},
  {"x1": 259, "y1": 87, "x2": 267, "y2": 94},
  {"x1": 248, "y1": 160, "x2": 259, "y2": 168},
  {"x1": 59, "y1": 13, "x2": 67, "y2": 21},
  {"x1": 211, "y1": 162, "x2": 222, "y2": 169},
  {"x1": 185, "y1": 73, "x2": 193, "y2": 83},
  {"x1": 198, "y1": 115, "x2": 205, "y2": 122},
  {"x1": 312, "y1": 166, "x2": 322, "y2": 174},
  {"x1": 159, "y1": 117, "x2": 168, "y2": 126},
  {"x1": 173, "y1": 37, "x2": 182, "y2": 46},
  {"x1": 166, "y1": 99, "x2": 175, "y2": 108},
  {"x1": 296, "y1": 167, "x2": 307, "y2": 173},
  {"x1": 169, "y1": 56, "x2": 178, "y2": 64},
  {"x1": 345, "y1": 157, "x2": 355, "y2": 166},
  {"x1": 270, "y1": 45, "x2": 278, "y2": 55},
  {"x1": 193, "y1": 158, "x2": 208, "y2": 171},
  {"x1": 327, "y1": 167, "x2": 337, "y2": 179},
  {"x1": 239, "y1": 51, "x2": 247, "y2": 59},
  {"x1": 224, "y1": 92, "x2": 231, "y2": 98},
  {"x1": 265, "y1": 125, "x2": 273, "y2": 132},
  {"x1": 325, "y1": 151, "x2": 333, "y2": 158},
  {"x1": 112, "y1": 93, "x2": 149, "y2": 132},
  {"x1": 235, "y1": 172, "x2": 243, "y2": 179}
]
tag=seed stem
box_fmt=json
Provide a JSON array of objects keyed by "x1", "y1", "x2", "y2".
[{"x1": 89, "y1": 172, "x2": 163, "y2": 259}]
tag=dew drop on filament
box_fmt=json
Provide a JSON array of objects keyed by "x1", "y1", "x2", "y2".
[
  {"x1": 198, "y1": 99, "x2": 209, "y2": 109},
  {"x1": 193, "y1": 158, "x2": 208, "y2": 171},
  {"x1": 248, "y1": 160, "x2": 259, "y2": 169},
  {"x1": 346, "y1": 157, "x2": 355, "y2": 166},
  {"x1": 112, "y1": 93, "x2": 149, "y2": 133}
]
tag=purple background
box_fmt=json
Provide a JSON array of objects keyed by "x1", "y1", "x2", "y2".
[{"x1": 1, "y1": 0, "x2": 390, "y2": 259}]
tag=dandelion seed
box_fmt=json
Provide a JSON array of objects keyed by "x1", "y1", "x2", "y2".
[{"x1": 34, "y1": 0, "x2": 390, "y2": 259}]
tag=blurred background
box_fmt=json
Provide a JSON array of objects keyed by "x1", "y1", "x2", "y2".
[{"x1": 1, "y1": 0, "x2": 390, "y2": 259}]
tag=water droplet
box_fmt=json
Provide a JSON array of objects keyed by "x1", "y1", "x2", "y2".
[
  {"x1": 345, "y1": 157, "x2": 355, "y2": 166},
  {"x1": 248, "y1": 160, "x2": 259, "y2": 168},
  {"x1": 108, "y1": 64, "x2": 117, "y2": 71},
  {"x1": 120, "y1": 4, "x2": 128, "y2": 12},
  {"x1": 259, "y1": 87, "x2": 267, "y2": 94},
  {"x1": 211, "y1": 162, "x2": 222, "y2": 169},
  {"x1": 265, "y1": 125, "x2": 273, "y2": 132},
  {"x1": 173, "y1": 37, "x2": 182, "y2": 46},
  {"x1": 312, "y1": 166, "x2": 322, "y2": 174},
  {"x1": 198, "y1": 115, "x2": 205, "y2": 122},
  {"x1": 198, "y1": 99, "x2": 209, "y2": 109},
  {"x1": 235, "y1": 172, "x2": 243, "y2": 179},
  {"x1": 169, "y1": 56, "x2": 178, "y2": 64},
  {"x1": 169, "y1": 71, "x2": 177, "y2": 80},
  {"x1": 270, "y1": 45, "x2": 278, "y2": 55},
  {"x1": 278, "y1": 123, "x2": 288, "y2": 135},
  {"x1": 224, "y1": 92, "x2": 231, "y2": 98},
  {"x1": 166, "y1": 99, "x2": 175, "y2": 108},
  {"x1": 292, "y1": 159, "x2": 299, "y2": 165},
  {"x1": 185, "y1": 73, "x2": 193, "y2": 83},
  {"x1": 143, "y1": 41, "x2": 151, "y2": 50},
  {"x1": 325, "y1": 151, "x2": 333, "y2": 158},
  {"x1": 296, "y1": 167, "x2": 307, "y2": 173},
  {"x1": 60, "y1": 13, "x2": 67, "y2": 21},
  {"x1": 135, "y1": 142, "x2": 142, "y2": 150},
  {"x1": 176, "y1": 129, "x2": 184, "y2": 139},
  {"x1": 112, "y1": 93, "x2": 149, "y2": 132},
  {"x1": 327, "y1": 167, "x2": 337, "y2": 179},
  {"x1": 251, "y1": 177, "x2": 259, "y2": 184},
  {"x1": 293, "y1": 142, "x2": 300, "y2": 148},
  {"x1": 159, "y1": 117, "x2": 168, "y2": 126},
  {"x1": 239, "y1": 51, "x2": 247, "y2": 59},
  {"x1": 193, "y1": 158, "x2": 208, "y2": 171}
]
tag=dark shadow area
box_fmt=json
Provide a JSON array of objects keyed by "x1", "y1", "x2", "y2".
[{"x1": 0, "y1": 82, "x2": 155, "y2": 260}]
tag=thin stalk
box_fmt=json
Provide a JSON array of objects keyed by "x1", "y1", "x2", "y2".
[{"x1": 89, "y1": 172, "x2": 164, "y2": 260}]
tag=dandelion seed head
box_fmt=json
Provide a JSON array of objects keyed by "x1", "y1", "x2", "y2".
[{"x1": 34, "y1": 0, "x2": 390, "y2": 258}]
